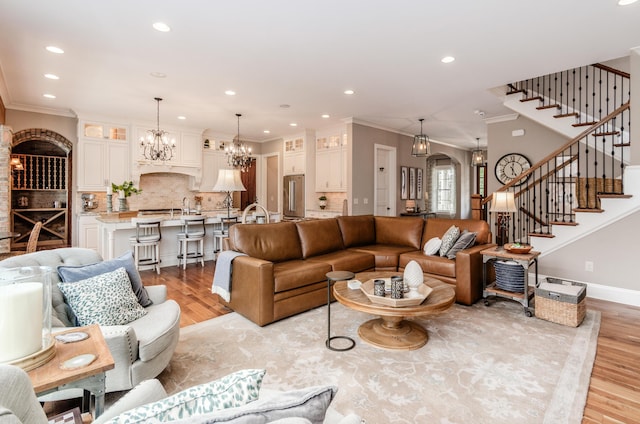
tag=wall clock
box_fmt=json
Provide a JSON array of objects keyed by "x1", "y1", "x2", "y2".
[{"x1": 494, "y1": 153, "x2": 532, "y2": 186}]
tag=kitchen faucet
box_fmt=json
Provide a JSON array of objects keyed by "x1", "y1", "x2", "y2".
[{"x1": 182, "y1": 197, "x2": 190, "y2": 215}]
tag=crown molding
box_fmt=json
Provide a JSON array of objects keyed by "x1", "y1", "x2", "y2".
[{"x1": 484, "y1": 113, "x2": 519, "y2": 124}]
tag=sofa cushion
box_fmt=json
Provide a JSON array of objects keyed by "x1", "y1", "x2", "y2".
[
  {"x1": 295, "y1": 219, "x2": 344, "y2": 258},
  {"x1": 58, "y1": 251, "x2": 152, "y2": 307},
  {"x1": 374, "y1": 216, "x2": 423, "y2": 249},
  {"x1": 307, "y1": 250, "x2": 374, "y2": 273},
  {"x1": 273, "y1": 260, "x2": 332, "y2": 293},
  {"x1": 57, "y1": 267, "x2": 148, "y2": 326},
  {"x1": 104, "y1": 369, "x2": 265, "y2": 424},
  {"x1": 336, "y1": 215, "x2": 375, "y2": 247},
  {"x1": 399, "y1": 253, "x2": 457, "y2": 278},
  {"x1": 351, "y1": 245, "x2": 417, "y2": 270},
  {"x1": 229, "y1": 222, "x2": 302, "y2": 263},
  {"x1": 182, "y1": 386, "x2": 336, "y2": 424},
  {"x1": 127, "y1": 299, "x2": 181, "y2": 362},
  {"x1": 422, "y1": 218, "x2": 491, "y2": 247},
  {"x1": 423, "y1": 237, "x2": 441, "y2": 255},
  {"x1": 446, "y1": 230, "x2": 477, "y2": 259},
  {"x1": 439, "y1": 225, "x2": 460, "y2": 257}
]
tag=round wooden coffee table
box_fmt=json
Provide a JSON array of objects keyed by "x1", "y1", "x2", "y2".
[{"x1": 333, "y1": 271, "x2": 455, "y2": 350}]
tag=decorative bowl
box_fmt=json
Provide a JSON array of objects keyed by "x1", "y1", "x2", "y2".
[
  {"x1": 504, "y1": 243, "x2": 532, "y2": 254},
  {"x1": 360, "y1": 279, "x2": 432, "y2": 307}
]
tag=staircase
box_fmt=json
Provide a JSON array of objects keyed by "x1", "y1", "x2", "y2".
[{"x1": 485, "y1": 63, "x2": 637, "y2": 257}]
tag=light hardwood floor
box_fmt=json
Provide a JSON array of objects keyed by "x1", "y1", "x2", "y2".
[{"x1": 140, "y1": 262, "x2": 640, "y2": 423}]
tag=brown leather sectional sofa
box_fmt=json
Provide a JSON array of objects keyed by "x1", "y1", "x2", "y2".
[{"x1": 226, "y1": 215, "x2": 494, "y2": 326}]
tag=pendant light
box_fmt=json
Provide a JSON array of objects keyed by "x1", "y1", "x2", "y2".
[
  {"x1": 411, "y1": 118, "x2": 430, "y2": 157},
  {"x1": 471, "y1": 137, "x2": 486, "y2": 166},
  {"x1": 140, "y1": 97, "x2": 176, "y2": 162}
]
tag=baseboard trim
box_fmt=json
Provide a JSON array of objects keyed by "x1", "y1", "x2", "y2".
[{"x1": 533, "y1": 273, "x2": 640, "y2": 307}]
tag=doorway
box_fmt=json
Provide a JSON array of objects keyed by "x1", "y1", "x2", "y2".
[
  {"x1": 239, "y1": 158, "x2": 257, "y2": 210},
  {"x1": 374, "y1": 144, "x2": 396, "y2": 216}
]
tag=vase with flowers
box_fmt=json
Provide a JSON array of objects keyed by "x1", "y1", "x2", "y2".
[
  {"x1": 318, "y1": 195, "x2": 327, "y2": 210},
  {"x1": 111, "y1": 181, "x2": 142, "y2": 211}
]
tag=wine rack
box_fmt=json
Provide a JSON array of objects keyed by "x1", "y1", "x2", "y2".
[{"x1": 11, "y1": 154, "x2": 67, "y2": 190}]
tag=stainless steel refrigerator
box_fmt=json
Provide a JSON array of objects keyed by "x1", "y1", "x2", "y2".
[{"x1": 283, "y1": 174, "x2": 305, "y2": 219}]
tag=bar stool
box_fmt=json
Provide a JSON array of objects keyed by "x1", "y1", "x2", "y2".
[
  {"x1": 129, "y1": 218, "x2": 162, "y2": 274},
  {"x1": 177, "y1": 215, "x2": 206, "y2": 269},
  {"x1": 213, "y1": 216, "x2": 238, "y2": 253},
  {"x1": 326, "y1": 270, "x2": 356, "y2": 351}
]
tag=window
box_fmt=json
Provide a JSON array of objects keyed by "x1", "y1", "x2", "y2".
[
  {"x1": 476, "y1": 164, "x2": 487, "y2": 197},
  {"x1": 434, "y1": 165, "x2": 455, "y2": 214}
]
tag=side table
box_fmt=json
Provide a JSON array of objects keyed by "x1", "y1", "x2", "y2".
[
  {"x1": 325, "y1": 271, "x2": 356, "y2": 351},
  {"x1": 28, "y1": 324, "x2": 115, "y2": 418},
  {"x1": 481, "y1": 247, "x2": 540, "y2": 316}
]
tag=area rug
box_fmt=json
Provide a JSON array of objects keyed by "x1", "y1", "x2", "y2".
[{"x1": 158, "y1": 300, "x2": 600, "y2": 424}]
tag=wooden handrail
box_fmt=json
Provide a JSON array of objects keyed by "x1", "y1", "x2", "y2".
[
  {"x1": 593, "y1": 63, "x2": 630, "y2": 79},
  {"x1": 482, "y1": 101, "x2": 630, "y2": 206}
]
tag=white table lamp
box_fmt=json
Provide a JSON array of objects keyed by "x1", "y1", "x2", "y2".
[
  {"x1": 489, "y1": 192, "x2": 517, "y2": 248},
  {"x1": 212, "y1": 169, "x2": 246, "y2": 218}
]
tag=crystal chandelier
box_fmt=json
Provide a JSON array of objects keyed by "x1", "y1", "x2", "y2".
[
  {"x1": 140, "y1": 97, "x2": 175, "y2": 162},
  {"x1": 225, "y1": 113, "x2": 252, "y2": 172},
  {"x1": 471, "y1": 137, "x2": 486, "y2": 166},
  {"x1": 411, "y1": 118, "x2": 431, "y2": 157}
]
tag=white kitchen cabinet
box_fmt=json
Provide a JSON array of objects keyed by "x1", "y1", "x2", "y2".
[
  {"x1": 179, "y1": 132, "x2": 203, "y2": 167},
  {"x1": 77, "y1": 121, "x2": 131, "y2": 191},
  {"x1": 283, "y1": 137, "x2": 305, "y2": 175},
  {"x1": 134, "y1": 127, "x2": 202, "y2": 168},
  {"x1": 77, "y1": 214, "x2": 100, "y2": 251},
  {"x1": 306, "y1": 210, "x2": 341, "y2": 219},
  {"x1": 200, "y1": 150, "x2": 228, "y2": 191},
  {"x1": 315, "y1": 132, "x2": 347, "y2": 192}
]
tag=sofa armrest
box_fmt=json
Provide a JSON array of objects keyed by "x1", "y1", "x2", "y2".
[
  {"x1": 228, "y1": 256, "x2": 275, "y2": 327},
  {"x1": 145, "y1": 285, "x2": 167, "y2": 304},
  {"x1": 100, "y1": 325, "x2": 139, "y2": 368},
  {"x1": 454, "y1": 243, "x2": 496, "y2": 305},
  {"x1": 92, "y1": 379, "x2": 168, "y2": 424}
]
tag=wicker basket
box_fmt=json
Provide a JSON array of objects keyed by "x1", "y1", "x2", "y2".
[
  {"x1": 576, "y1": 177, "x2": 622, "y2": 209},
  {"x1": 535, "y1": 278, "x2": 586, "y2": 327}
]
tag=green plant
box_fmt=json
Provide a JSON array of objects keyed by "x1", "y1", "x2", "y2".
[{"x1": 112, "y1": 181, "x2": 142, "y2": 197}]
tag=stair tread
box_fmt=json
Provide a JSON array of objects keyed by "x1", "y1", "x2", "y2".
[
  {"x1": 592, "y1": 131, "x2": 621, "y2": 136},
  {"x1": 573, "y1": 208, "x2": 605, "y2": 213},
  {"x1": 536, "y1": 104, "x2": 561, "y2": 110},
  {"x1": 554, "y1": 112, "x2": 579, "y2": 118},
  {"x1": 529, "y1": 232, "x2": 555, "y2": 238},
  {"x1": 614, "y1": 143, "x2": 631, "y2": 147},
  {"x1": 598, "y1": 194, "x2": 632, "y2": 199},
  {"x1": 549, "y1": 221, "x2": 579, "y2": 226},
  {"x1": 506, "y1": 89, "x2": 526, "y2": 95},
  {"x1": 520, "y1": 96, "x2": 543, "y2": 103},
  {"x1": 572, "y1": 121, "x2": 599, "y2": 127}
]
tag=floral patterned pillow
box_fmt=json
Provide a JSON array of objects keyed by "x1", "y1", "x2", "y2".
[
  {"x1": 58, "y1": 267, "x2": 147, "y2": 326},
  {"x1": 105, "y1": 369, "x2": 266, "y2": 424},
  {"x1": 439, "y1": 225, "x2": 461, "y2": 257}
]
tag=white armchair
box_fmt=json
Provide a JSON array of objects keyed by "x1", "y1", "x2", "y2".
[{"x1": 0, "y1": 248, "x2": 180, "y2": 396}]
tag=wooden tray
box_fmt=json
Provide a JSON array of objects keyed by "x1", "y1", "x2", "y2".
[
  {"x1": 360, "y1": 279, "x2": 432, "y2": 307},
  {"x1": 504, "y1": 243, "x2": 533, "y2": 254}
]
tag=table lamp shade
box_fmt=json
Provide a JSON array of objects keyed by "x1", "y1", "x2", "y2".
[
  {"x1": 212, "y1": 169, "x2": 246, "y2": 192},
  {"x1": 490, "y1": 192, "x2": 517, "y2": 213}
]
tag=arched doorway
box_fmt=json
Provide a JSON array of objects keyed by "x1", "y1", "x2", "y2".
[{"x1": 10, "y1": 129, "x2": 72, "y2": 250}]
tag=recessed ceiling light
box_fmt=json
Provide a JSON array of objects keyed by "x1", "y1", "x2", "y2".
[
  {"x1": 279, "y1": 104, "x2": 290, "y2": 109},
  {"x1": 321, "y1": 114, "x2": 330, "y2": 119},
  {"x1": 44, "y1": 73, "x2": 59, "y2": 80},
  {"x1": 150, "y1": 72, "x2": 167, "y2": 78},
  {"x1": 263, "y1": 130, "x2": 271, "y2": 134},
  {"x1": 344, "y1": 90, "x2": 355, "y2": 95},
  {"x1": 289, "y1": 123, "x2": 298, "y2": 127},
  {"x1": 225, "y1": 90, "x2": 236, "y2": 96},
  {"x1": 43, "y1": 93, "x2": 56, "y2": 99},
  {"x1": 441, "y1": 56, "x2": 455, "y2": 64},
  {"x1": 619, "y1": 0, "x2": 638, "y2": 5},
  {"x1": 45, "y1": 46, "x2": 64, "y2": 54},
  {"x1": 153, "y1": 22, "x2": 171, "y2": 32},
  {"x1": 177, "y1": 116, "x2": 186, "y2": 120}
]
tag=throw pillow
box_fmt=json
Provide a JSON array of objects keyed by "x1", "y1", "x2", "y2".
[
  {"x1": 423, "y1": 237, "x2": 442, "y2": 256},
  {"x1": 446, "y1": 230, "x2": 478, "y2": 259},
  {"x1": 189, "y1": 385, "x2": 337, "y2": 424},
  {"x1": 57, "y1": 267, "x2": 147, "y2": 326},
  {"x1": 439, "y1": 225, "x2": 460, "y2": 257},
  {"x1": 105, "y1": 369, "x2": 266, "y2": 424},
  {"x1": 58, "y1": 251, "x2": 152, "y2": 307}
]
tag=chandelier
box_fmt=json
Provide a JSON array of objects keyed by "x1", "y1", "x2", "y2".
[
  {"x1": 140, "y1": 97, "x2": 175, "y2": 162},
  {"x1": 471, "y1": 137, "x2": 486, "y2": 166},
  {"x1": 225, "y1": 113, "x2": 252, "y2": 172},
  {"x1": 411, "y1": 118, "x2": 431, "y2": 157}
]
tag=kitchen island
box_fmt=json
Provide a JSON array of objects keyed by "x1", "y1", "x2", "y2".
[{"x1": 95, "y1": 210, "x2": 280, "y2": 268}]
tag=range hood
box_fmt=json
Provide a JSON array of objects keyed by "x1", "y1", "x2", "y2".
[{"x1": 132, "y1": 161, "x2": 202, "y2": 190}]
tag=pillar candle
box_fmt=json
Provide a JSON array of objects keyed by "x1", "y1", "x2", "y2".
[
  {"x1": 106, "y1": 185, "x2": 112, "y2": 195},
  {"x1": 119, "y1": 190, "x2": 125, "y2": 199},
  {"x1": 0, "y1": 282, "x2": 43, "y2": 362}
]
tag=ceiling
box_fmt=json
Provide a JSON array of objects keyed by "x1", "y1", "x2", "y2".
[{"x1": 1, "y1": 1, "x2": 639, "y2": 150}]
